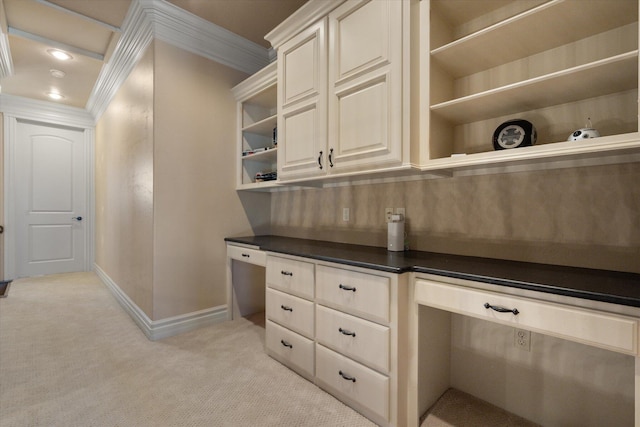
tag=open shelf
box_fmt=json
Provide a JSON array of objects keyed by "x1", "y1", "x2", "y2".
[
  {"x1": 431, "y1": 0, "x2": 638, "y2": 77},
  {"x1": 431, "y1": 51, "x2": 639, "y2": 124},
  {"x1": 424, "y1": 0, "x2": 640, "y2": 166},
  {"x1": 232, "y1": 61, "x2": 279, "y2": 190}
]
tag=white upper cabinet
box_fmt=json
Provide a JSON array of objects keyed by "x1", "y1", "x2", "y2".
[
  {"x1": 268, "y1": 0, "x2": 408, "y2": 183},
  {"x1": 278, "y1": 19, "x2": 328, "y2": 180},
  {"x1": 327, "y1": 0, "x2": 404, "y2": 174}
]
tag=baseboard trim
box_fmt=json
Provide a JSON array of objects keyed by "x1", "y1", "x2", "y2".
[{"x1": 94, "y1": 264, "x2": 227, "y2": 341}]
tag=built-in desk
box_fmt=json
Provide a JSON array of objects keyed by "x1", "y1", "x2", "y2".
[{"x1": 225, "y1": 235, "x2": 640, "y2": 426}]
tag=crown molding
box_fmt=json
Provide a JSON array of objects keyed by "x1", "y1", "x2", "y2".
[
  {"x1": 148, "y1": 0, "x2": 269, "y2": 75},
  {"x1": 265, "y1": 0, "x2": 343, "y2": 49},
  {"x1": 231, "y1": 61, "x2": 276, "y2": 101},
  {"x1": 86, "y1": 0, "x2": 154, "y2": 120},
  {"x1": 0, "y1": 93, "x2": 95, "y2": 128},
  {"x1": 87, "y1": 0, "x2": 271, "y2": 120},
  {"x1": 0, "y1": 20, "x2": 12, "y2": 79}
]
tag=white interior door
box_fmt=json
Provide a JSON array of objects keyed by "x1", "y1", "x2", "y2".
[{"x1": 14, "y1": 121, "x2": 86, "y2": 278}]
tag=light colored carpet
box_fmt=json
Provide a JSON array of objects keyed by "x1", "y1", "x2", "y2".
[
  {"x1": 0, "y1": 272, "x2": 376, "y2": 427},
  {"x1": 421, "y1": 388, "x2": 540, "y2": 427}
]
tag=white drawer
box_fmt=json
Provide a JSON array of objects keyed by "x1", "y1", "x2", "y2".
[
  {"x1": 266, "y1": 288, "x2": 314, "y2": 338},
  {"x1": 266, "y1": 256, "x2": 315, "y2": 300},
  {"x1": 316, "y1": 265, "x2": 390, "y2": 323},
  {"x1": 316, "y1": 305, "x2": 390, "y2": 373},
  {"x1": 266, "y1": 320, "x2": 315, "y2": 379},
  {"x1": 227, "y1": 244, "x2": 266, "y2": 266},
  {"x1": 415, "y1": 279, "x2": 639, "y2": 355},
  {"x1": 316, "y1": 344, "x2": 389, "y2": 422}
]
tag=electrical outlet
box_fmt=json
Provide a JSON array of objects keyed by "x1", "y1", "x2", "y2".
[
  {"x1": 385, "y1": 207, "x2": 393, "y2": 223},
  {"x1": 396, "y1": 207, "x2": 405, "y2": 218},
  {"x1": 514, "y1": 329, "x2": 531, "y2": 351},
  {"x1": 343, "y1": 207, "x2": 350, "y2": 222}
]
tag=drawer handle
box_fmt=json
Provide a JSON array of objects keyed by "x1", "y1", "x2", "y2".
[
  {"x1": 280, "y1": 305, "x2": 293, "y2": 312},
  {"x1": 338, "y1": 327, "x2": 356, "y2": 337},
  {"x1": 338, "y1": 370, "x2": 356, "y2": 383},
  {"x1": 241, "y1": 253, "x2": 250, "y2": 258},
  {"x1": 281, "y1": 270, "x2": 293, "y2": 276},
  {"x1": 280, "y1": 339, "x2": 293, "y2": 349},
  {"x1": 339, "y1": 284, "x2": 356, "y2": 292},
  {"x1": 484, "y1": 302, "x2": 519, "y2": 316}
]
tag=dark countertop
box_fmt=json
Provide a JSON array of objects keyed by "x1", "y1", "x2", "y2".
[{"x1": 225, "y1": 235, "x2": 640, "y2": 308}]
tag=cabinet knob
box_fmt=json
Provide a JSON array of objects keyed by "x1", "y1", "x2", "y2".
[
  {"x1": 339, "y1": 284, "x2": 356, "y2": 292},
  {"x1": 339, "y1": 370, "x2": 356, "y2": 383},
  {"x1": 280, "y1": 339, "x2": 293, "y2": 349},
  {"x1": 338, "y1": 327, "x2": 356, "y2": 337},
  {"x1": 484, "y1": 302, "x2": 519, "y2": 315}
]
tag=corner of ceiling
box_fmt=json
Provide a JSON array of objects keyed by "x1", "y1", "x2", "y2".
[{"x1": 87, "y1": 0, "x2": 271, "y2": 122}]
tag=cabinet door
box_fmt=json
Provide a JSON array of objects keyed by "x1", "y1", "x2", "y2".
[
  {"x1": 327, "y1": 0, "x2": 404, "y2": 173},
  {"x1": 278, "y1": 19, "x2": 328, "y2": 180}
]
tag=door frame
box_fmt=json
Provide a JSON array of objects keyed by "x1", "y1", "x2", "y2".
[{"x1": 1, "y1": 95, "x2": 95, "y2": 279}]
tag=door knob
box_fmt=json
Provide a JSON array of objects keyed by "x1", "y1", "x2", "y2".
[{"x1": 72, "y1": 216, "x2": 83, "y2": 221}]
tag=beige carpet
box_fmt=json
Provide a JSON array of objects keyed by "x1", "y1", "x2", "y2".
[
  {"x1": 0, "y1": 272, "x2": 376, "y2": 427},
  {"x1": 421, "y1": 388, "x2": 540, "y2": 427}
]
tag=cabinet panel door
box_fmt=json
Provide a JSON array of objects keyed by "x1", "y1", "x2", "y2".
[
  {"x1": 328, "y1": 0, "x2": 404, "y2": 173},
  {"x1": 278, "y1": 19, "x2": 328, "y2": 180},
  {"x1": 330, "y1": 0, "x2": 392, "y2": 83}
]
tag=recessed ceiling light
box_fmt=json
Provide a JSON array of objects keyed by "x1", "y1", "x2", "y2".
[
  {"x1": 47, "y1": 49, "x2": 73, "y2": 61},
  {"x1": 50, "y1": 69, "x2": 66, "y2": 78},
  {"x1": 47, "y1": 92, "x2": 65, "y2": 100}
]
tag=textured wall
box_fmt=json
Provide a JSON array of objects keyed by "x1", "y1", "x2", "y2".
[
  {"x1": 152, "y1": 40, "x2": 269, "y2": 320},
  {"x1": 95, "y1": 44, "x2": 155, "y2": 316},
  {"x1": 271, "y1": 162, "x2": 640, "y2": 273}
]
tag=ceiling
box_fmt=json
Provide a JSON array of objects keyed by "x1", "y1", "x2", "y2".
[{"x1": 0, "y1": 0, "x2": 306, "y2": 109}]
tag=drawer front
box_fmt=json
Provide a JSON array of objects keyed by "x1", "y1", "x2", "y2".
[
  {"x1": 266, "y1": 256, "x2": 315, "y2": 299},
  {"x1": 266, "y1": 320, "x2": 314, "y2": 378},
  {"x1": 227, "y1": 244, "x2": 266, "y2": 266},
  {"x1": 266, "y1": 288, "x2": 314, "y2": 338},
  {"x1": 316, "y1": 265, "x2": 390, "y2": 323},
  {"x1": 415, "y1": 279, "x2": 639, "y2": 355},
  {"x1": 316, "y1": 305, "x2": 390, "y2": 373},
  {"x1": 316, "y1": 344, "x2": 389, "y2": 421}
]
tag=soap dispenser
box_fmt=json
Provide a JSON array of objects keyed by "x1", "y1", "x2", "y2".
[{"x1": 387, "y1": 214, "x2": 404, "y2": 252}]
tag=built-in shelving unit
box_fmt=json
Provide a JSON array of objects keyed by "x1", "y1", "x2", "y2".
[
  {"x1": 422, "y1": 0, "x2": 640, "y2": 170},
  {"x1": 232, "y1": 62, "x2": 279, "y2": 190}
]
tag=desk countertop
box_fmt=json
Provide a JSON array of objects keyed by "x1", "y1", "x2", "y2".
[{"x1": 225, "y1": 235, "x2": 640, "y2": 308}]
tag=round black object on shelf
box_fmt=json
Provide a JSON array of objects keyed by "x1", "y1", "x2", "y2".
[{"x1": 493, "y1": 119, "x2": 537, "y2": 150}]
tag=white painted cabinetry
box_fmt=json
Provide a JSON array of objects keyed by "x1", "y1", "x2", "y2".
[
  {"x1": 231, "y1": 62, "x2": 278, "y2": 189},
  {"x1": 268, "y1": 0, "x2": 408, "y2": 183},
  {"x1": 417, "y1": 0, "x2": 640, "y2": 172},
  {"x1": 264, "y1": 254, "x2": 409, "y2": 427},
  {"x1": 265, "y1": 255, "x2": 316, "y2": 380}
]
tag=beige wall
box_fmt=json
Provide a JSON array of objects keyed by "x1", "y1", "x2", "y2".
[
  {"x1": 152, "y1": 40, "x2": 269, "y2": 319},
  {"x1": 0, "y1": 112, "x2": 3, "y2": 280},
  {"x1": 95, "y1": 44, "x2": 155, "y2": 316},
  {"x1": 271, "y1": 162, "x2": 640, "y2": 273},
  {"x1": 96, "y1": 39, "x2": 270, "y2": 321}
]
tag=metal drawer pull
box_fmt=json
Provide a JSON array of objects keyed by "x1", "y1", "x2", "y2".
[
  {"x1": 338, "y1": 327, "x2": 356, "y2": 337},
  {"x1": 281, "y1": 270, "x2": 293, "y2": 276},
  {"x1": 241, "y1": 253, "x2": 250, "y2": 258},
  {"x1": 339, "y1": 370, "x2": 356, "y2": 383},
  {"x1": 318, "y1": 151, "x2": 323, "y2": 169},
  {"x1": 328, "y1": 148, "x2": 334, "y2": 167},
  {"x1": 484, "y1": 302, "x2": 519, "y2": 316},
  {"x1": 280, "y1": 305, "x2": 293, "y2": 312},
  {"x1": 280, "y1": 339, "x2": 293, "y2": 348},
  {"x1": 339, "y1": 284, "x2": 356, "y2": 292}
]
